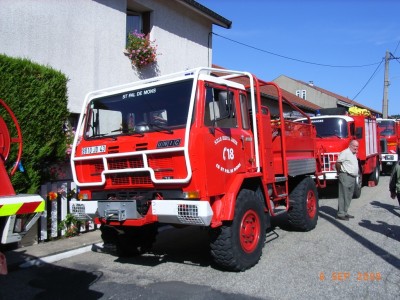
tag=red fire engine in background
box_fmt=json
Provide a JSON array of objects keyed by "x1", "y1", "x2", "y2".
[
  {"x1": 296, "y1": 107, "x2": 380, "y2": 198},
  {"x1": 0, "y1": 99, "x2": 45, "y2": 275},
  {"x1": 70, "y1": 68, "x2": 326, "y2": 271},
  {"x1": 377, "y1": 118, "x2": 400, "y2": 174}
]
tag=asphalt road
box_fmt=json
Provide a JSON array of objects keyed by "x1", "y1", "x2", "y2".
[{"x1": 1, "y1": 176, "x2": 399, "y2": 299}]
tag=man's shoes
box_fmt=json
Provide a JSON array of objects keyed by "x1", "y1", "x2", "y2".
[
  {"x1": 346, "y1": 214, "x2": 354, "y2": 218},
  {"x1": 336, "y1": 215, "x2": 349, "y2": 221}
]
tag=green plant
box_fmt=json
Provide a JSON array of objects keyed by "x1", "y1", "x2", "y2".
[
  {"x1": 0, "y1": 54, "x2": 69, "y2": 193},
  {"x1": 58, "y1": 213, "x2": 82, "y2": 238},
  {"x1": 126, "y1": 31, "x2": 157, "y2": 68}
]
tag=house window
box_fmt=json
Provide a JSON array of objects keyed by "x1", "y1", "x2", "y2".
[
  {"x1": 126, "y1": 12, "x2": 141, "y2": 34},
  {"x1": 295, "y1": 90, "x2": 307, "y2": 100},
  {"x1": 126, "y1": 10, "x2": 150, "y2": 39}
]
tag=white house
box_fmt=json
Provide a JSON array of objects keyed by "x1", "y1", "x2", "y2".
[{"x1": 0, "y1": 0, "x2": 231, "y2": 114}]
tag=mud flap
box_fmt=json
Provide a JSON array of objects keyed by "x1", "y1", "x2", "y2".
[{"x1": 0, "y1": 252, "x2": 7, "y2": 275}]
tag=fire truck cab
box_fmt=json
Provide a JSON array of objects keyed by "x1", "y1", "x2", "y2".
[
  {"x1": 296, "y1": 109, "x2": 379, "y2": 198},
  {"x1": 377, "y1": 118, "x2": 400, "y2": 174}
]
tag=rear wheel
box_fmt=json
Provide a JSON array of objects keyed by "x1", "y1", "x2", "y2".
[
  {"x1": 287, "y1": 177, "x2": 319, "y2": 231},
  {"x1": 210, "y1": 189, "x2": 266, "y2": 271}
]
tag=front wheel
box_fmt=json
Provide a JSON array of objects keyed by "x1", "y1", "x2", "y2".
[
  {"x1": 210, "y1": 189, "x2": 266, "y2": 272},
  {"x1": 287, "y1": 177, "x2": 319, "y2": 231},
  {"x1": 353, "y1": 169, "x2": 362, "y2": 199},
  {"x1": 368, "y1": 160, "x2": 380, "y2": 186},
  {"x1": 100, "y1": 224, "x2": 158, "y2": 257}
]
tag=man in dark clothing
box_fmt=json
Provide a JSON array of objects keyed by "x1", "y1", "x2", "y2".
[{"x1": 389, "y1": 161, "x2": 400, "y2": 206}]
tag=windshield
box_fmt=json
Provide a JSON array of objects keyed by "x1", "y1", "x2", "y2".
[
  {"x1": 307, "y1": 117, "x2": 348, "y2": 138},
  {"x1": 377, "y1": 120, "x2": 395, "y2": 136},
  {"x1": 84, "y1": 79, "x2": 193, "y2": 138}
]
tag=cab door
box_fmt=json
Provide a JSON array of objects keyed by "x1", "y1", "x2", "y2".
[{"x1": 201, "y1": 84, "x2": 254, "y2": 196}]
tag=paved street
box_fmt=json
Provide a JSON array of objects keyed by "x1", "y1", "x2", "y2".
[{"x1": 1, "y1": 176, "x2": 399, "y2": 299}]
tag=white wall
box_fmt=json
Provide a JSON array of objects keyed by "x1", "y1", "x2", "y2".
[
  {"x1": 0, "y1": 0, "x2": 213, "y2": 113},
  {"x1": 274, "y1": 76, "x2": 335, "y2": 108}
]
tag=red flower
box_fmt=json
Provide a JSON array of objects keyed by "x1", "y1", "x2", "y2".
[{"x1": 47, "y1": 191, "x2": 58, "y2": 201}]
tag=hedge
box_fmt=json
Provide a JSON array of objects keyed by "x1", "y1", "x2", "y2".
[{"x1": 0, "y1": 54, "x2": 69, "y2": 193}]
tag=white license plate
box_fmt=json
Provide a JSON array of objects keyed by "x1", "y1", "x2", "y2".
[{"x1": 82, "y1": 145, "x2": 106, "y2": 155}]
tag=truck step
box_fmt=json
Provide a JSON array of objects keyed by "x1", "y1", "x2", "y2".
[
  {"x1": 270, "y1": 204, "x2": 287, "y2": 216},
  {"x1": 269, "y1": 200, "x2": 287, "y2": 216},
  {"x1": 275, "y1": 176, "x2": 287, "y2": 182},
  {"x1": 272, "y1": 209, "x2": 287, "y2": 216}
]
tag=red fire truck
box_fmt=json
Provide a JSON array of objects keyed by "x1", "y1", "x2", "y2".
[
  {"x1": 0, "y1": 99, "x2": 45, "y2": 274},
  {"x1": 70, "y1": 68, "x2": 325, "y2": 271},
  {"x1": 377, "y1": 118, "x2": 400, "y2": 174},
  {"x1": 296, "y1": 108, "x2": 380, "y2": 198}
]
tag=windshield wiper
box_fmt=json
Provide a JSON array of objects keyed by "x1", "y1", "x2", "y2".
[
  {"x1": 89, "y1": 133, "x2": 117, "y2": 140},
  {"x1": 90, "y1": 133, "x2": 107, "y2": 138},
  {"x1": 111, "y1": 128, "x2": 144, "y2": 137},
  {"x1": 148, "y1": 122, "x2": 173, "y2": 134},
  {"x1": 319, "y1": 133, "x2": 342, "y2": 138}
]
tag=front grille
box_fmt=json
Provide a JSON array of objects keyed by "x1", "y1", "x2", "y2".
[
  {"x1": 130, "y1": 173, "x2": 152, "y2": 185},
  {"x1": 148, "y1": 153, "x2": 180, "y2": 179},
  {"x1": 107, "y1": 172, "x2": 152, "y2": 186},
  {"x1": 322, "y1": 153, "x2": 338, "y2": 172},
  {"x1": 108, "y1": 146, "x2": 119, "y2": 154},
  {"x1": 110, "y1": 174, "x2": 130, "y2": 185},
  {"x1": 136, "y1": 143, "x2": 148, "y2": 151},
  {"x1": 108, "y1": 157, "x2": 144, "y2": 170},
  {"x1": 76, "y1": 149, "x2": 186, "y2": 186}
]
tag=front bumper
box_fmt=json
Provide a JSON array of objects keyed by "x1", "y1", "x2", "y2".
[{"x1": 69, "y1": 199, "x2": 213, "y2": 226}]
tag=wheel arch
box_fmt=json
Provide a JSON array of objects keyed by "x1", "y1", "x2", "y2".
[{"x1": 215, "y1": 174, "x2": 265, "y2": 222}]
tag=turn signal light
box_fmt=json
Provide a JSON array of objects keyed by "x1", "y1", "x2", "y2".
[{"x1": 183, "y1": 191, "x2": 200, "y2": 199}]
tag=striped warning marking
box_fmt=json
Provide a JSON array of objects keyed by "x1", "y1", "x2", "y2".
[{"x1": 0, "y1": 194, "x2": 44, "y2": 217}]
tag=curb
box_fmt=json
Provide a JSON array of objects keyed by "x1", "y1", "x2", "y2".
[{"x1": 6, "y1": 241, "x2": 103, "y2": 272}]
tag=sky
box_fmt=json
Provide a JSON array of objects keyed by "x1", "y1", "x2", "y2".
[{"x1": 199, "y1": 0, "x2": 400, "y2": 116}]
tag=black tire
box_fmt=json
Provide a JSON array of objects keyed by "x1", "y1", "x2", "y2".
[
  {"x1": 101, "y1": 224, "x2": 158, "y2": 257},
  {"x1": 382, "y1": 163, "x2": 395, "y2": 176},
  {"x1": 209, "y1": 189, "x2": 266, "y2": 272},
  {"x1": 287, "y1": 177, "x2": 319, "y2": 231},
  {"x1": 100, "y1": 224, "x2": 118, "y2": 244},
  {"x1": 353, "y1": 169, "x2": 362, "y2": 199},
  {"x1": 368, "y1": 160, "x2": 380, "y2": 186}
]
